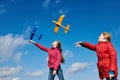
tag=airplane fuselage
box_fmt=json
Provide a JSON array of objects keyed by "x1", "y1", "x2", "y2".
[{"x1": 52, "y1": 20, "x2": 69, "y2": 30}]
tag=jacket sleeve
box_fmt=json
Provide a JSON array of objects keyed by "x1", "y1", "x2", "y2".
[
  {"x1": 35, "y1": 43, "x2": 49, "y2": 52},
  {"x1": 82, "y1": 42, "x2": 96, "y2": 51},
  {"x1": 54, "y1": 50, "x2": 61, "y2": 71},
  {"x1": 108, "y1": 43, "x2": 117, "y2": 72}
]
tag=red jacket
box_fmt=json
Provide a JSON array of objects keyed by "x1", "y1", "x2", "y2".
[
  {"x1": 35, "y1": 43, "x2": 61, "y2": 70},
  {"x1": 82, "y1": 41, "x2": 118, "y2": 80}
]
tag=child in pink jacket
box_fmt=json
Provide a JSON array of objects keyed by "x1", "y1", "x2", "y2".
[{"x1": 29, "y1": 40, "x2": 65, "y2": 80}]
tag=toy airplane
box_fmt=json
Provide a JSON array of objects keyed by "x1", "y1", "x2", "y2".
[
  {"x1": 52, "y1": 15, "x2": 70, "y2": 34},
  {"x1": 30, "y1": 27, "x2": 43, "y2": 40}
]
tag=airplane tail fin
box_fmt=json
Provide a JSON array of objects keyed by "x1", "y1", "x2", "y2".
[
  {"x1": 38, "y1": 34, "x2": 43, "y2": 40},
  {"x1": 64, "y1": 24, "x2": 70, "y2": 34}
]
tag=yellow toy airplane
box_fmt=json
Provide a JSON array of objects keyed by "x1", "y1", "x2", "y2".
[{"x1": 52, "y1": 15, "x2": 70, "y2": 34}]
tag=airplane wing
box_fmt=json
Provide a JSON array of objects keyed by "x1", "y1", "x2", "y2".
[
  {"x1": 30, "y1": 33, "x2": 34, "y2": 40},
  {"x1": 57, "y1": 15, "x2": 65, "y2": 24},
  {"x1": 54, "y1": 25, "x2": 59, "y2": 33},
  {"x1": 54, "y1": 15, "x2": 65, "y2": 33}
]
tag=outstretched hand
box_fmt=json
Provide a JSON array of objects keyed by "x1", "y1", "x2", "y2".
[
  {"x1": 75, "y1": 41, "x2": 83, "y2": 47},
  {"x1": 29, "y1": 40, "x2": 36, "y2": 44}
]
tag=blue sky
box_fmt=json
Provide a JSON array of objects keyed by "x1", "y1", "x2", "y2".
[{"x1": 0, "y1": 0, "x2": 120, "y2": 80}]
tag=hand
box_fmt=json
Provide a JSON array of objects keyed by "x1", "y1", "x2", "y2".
[
  {"x1": 29, "y1": 40, "x2": 36, "y2": 44},
  {"x1": 53, "y1": 70, "x2": 57, "y2": 75},
  {"x1": 75, "y1": 41, "x2": 83, "y2": 47},
  {"x1": 109, "y1": 74, "x2": 114, "y2": 80},
  {"x1": 109, "y1": 70, "x2": 115, "y2": 80}
]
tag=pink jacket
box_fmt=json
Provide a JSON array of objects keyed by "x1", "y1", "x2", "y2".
[
  {"x1": 35, "y1": 43, "x2": 61, "y2": 70},
  {"x1": 82, "y1": 41, "x2": 118, "y2": 79}
]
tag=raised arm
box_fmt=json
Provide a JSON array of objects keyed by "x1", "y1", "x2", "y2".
[
  {"x1": 75, "y1": 41, "x2": 96, "y2": 51},
  {"x1": 29, "y1": 40, "x2": 49, "y2": 52}
]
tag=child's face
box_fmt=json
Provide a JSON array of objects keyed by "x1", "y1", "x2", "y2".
[
  {"x1": 52, "y1": 41, "x2": 58, "y2": 48},
  {"x1": 98, "y1": 34, "x2": 107, "y2": 42}
]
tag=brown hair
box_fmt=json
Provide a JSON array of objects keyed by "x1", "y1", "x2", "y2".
[
  {"x1": 56, "y1": 41, "x2": 65, "y2": 63},
  {"x1": 102, "y1": 32, "x2": 111, "y2": 41}
]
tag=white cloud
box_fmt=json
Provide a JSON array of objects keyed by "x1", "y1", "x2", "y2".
[
  {"x1": 12, "y1": 78, "x2": 21, "y2": 80},
  {"x1": 0, "y1": 4, "x2": 6, "y2": 14},
  {"x1": 93, "y1": 69, "x2": 98, "y2": 73},
  {"x1": 55, "y1": 0, "x2": 60, "y2": 4},
  {"x1": 23, "y1": 51, "x2": 29, "y2": 55},
  {"x1": 13, "y1": 52, "x2": 22, "y2": 63},
  {"x1": 0, "y1": 34, "x2": 28, "y2": 62},
  {"x1": 58, "y1": 8, "x2": 69, "y2": 15},
  {"x1": 0, "y1": 77, "x2": 12, "y2": 80},
  {"x1": 26, "y1": 70, "x2": 43, "y2": 78},
  {"x1": 67, "y1": 62, "x2": 89, "y2": 74},
  {"x1": 63, "y1": 50, "x2": 73, "y2": 58},
  {"x1": 0, "y1": 0, "x2": 17, "y2": 15},
  {"x1": 23, "y1": 25, "x2": 31, "y2": 34},
  {"x1": 43, "y1": 0, "x2": 50, "y2": 9},
  {"x1": 0, "y1": 77, "x2": 20, "y2": 80},
  {"x1": 0, "y1": 66, "x2": 22, "y2": 77},
  {"x1": 42, "y1": 0, "x2": 61, "y2": 9},
  {"x1": 115, "y1": 26, "x2": 120, "y2": 35}
]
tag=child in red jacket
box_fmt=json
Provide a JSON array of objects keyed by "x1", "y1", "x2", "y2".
[
  {"x1": 29, "y1": 40, "x2": 65, "y2": 80},
  {"x1": 75, "y1": 32, "x2": 118, "y2": 80}
]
